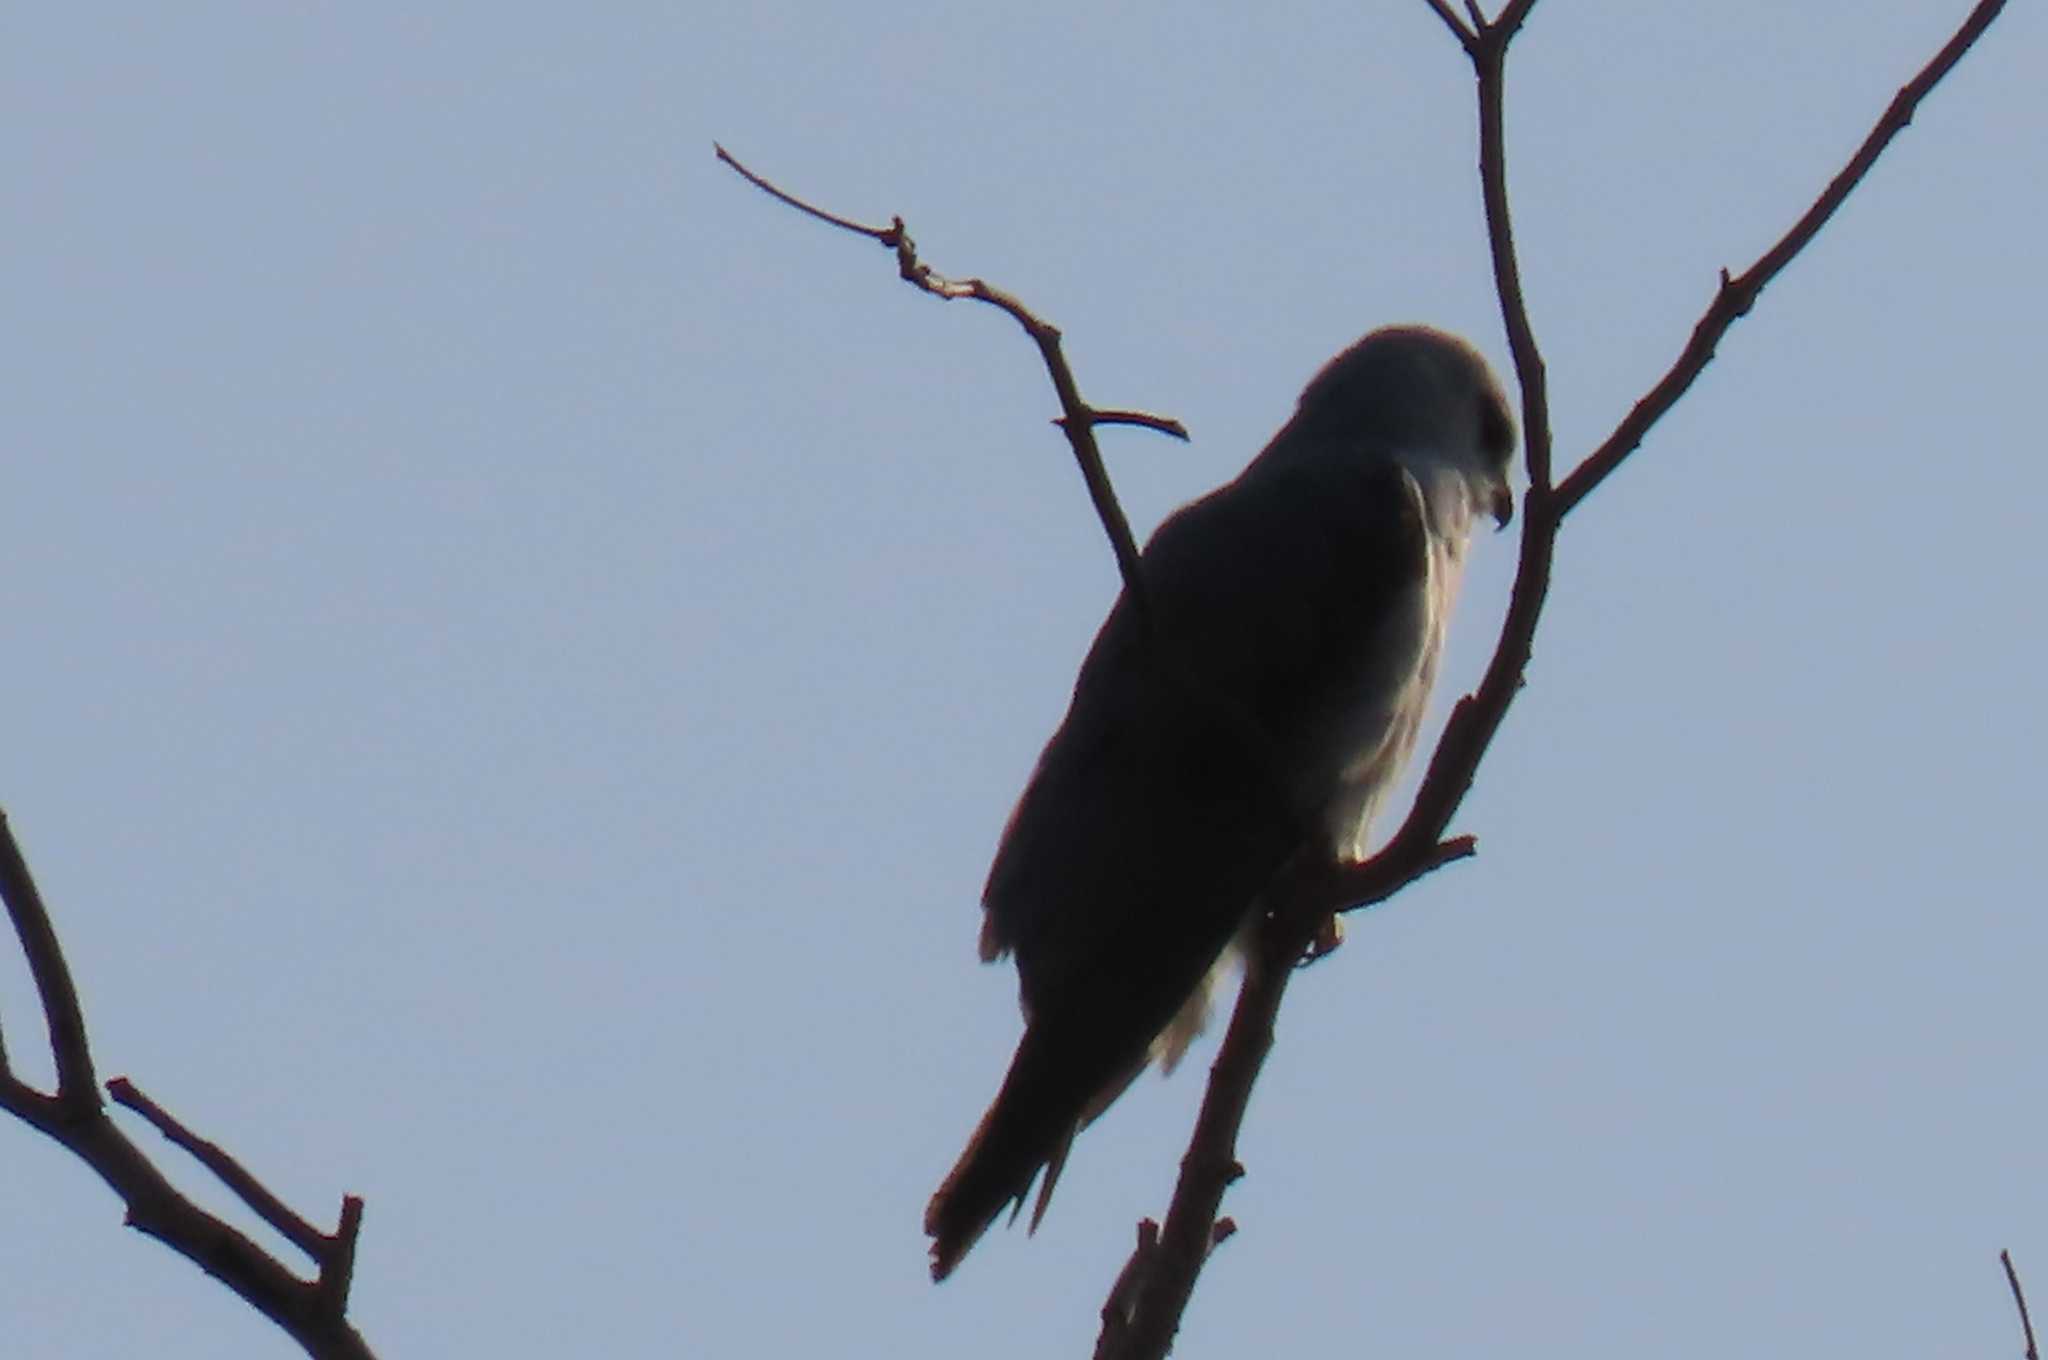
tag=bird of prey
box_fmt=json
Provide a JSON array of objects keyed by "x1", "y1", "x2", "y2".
[{"x1": 924, "y1": 325, "x2": 1517, "y2": 1281}]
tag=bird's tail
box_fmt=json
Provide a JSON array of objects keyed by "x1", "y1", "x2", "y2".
[{"x1": 924, "y1": 1019, "x2": 1146, "y2": 1281}]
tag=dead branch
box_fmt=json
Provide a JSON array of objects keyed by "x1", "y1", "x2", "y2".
[
  {"x1": 0, "y1": 810, "x2": 376, "y2": 1360},
  {"x1": 714, "y1": 143, "x2": 1184, "y2": 633},
  {"x1": 2007, "y1": 1250, "x2": 2040, "y2": 1360}
]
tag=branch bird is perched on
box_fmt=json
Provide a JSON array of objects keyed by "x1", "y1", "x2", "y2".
[{"x1": 925, "y1": 326, "x2": 1518, "y2": 1281}]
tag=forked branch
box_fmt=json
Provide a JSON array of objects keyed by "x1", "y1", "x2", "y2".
[
  {"x1": 715, "y1": 144, "x2": 1184, "y2": 632},
  {"x1": 0, "y1": 811, "x2": 376, "y2": 1360}
]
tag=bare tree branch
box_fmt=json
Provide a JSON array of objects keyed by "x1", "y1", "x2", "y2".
[
  {"x1": 1092, "y1": 2, "x2": 2007, "y2": 1354},
  {"x1": 714, "y1": 143, "x2": 1186, "y2": 633},
  {"x1": 318, "y1": 1195, "x2": 367, "y2": 1322},
  {"x1": 1420, "y1": 0, "x2": 1475, "y2": 50},
  {"x1": 108, "y1": 1076, "x2": 332, "y2": 1259},
  {"x1": 2007, "y1": 1250, "x2": 2040, "y2": 1360},
  {"x1": 0, "y1": 805, "x2": 98, "y2": 1110},
  {"x1": 1554, "y1": 0, "x2": 2008, "y2": 517},
  {"x1": 0, "y1": 810, "x2": 377, "y2": 1360},
  {"x1": 1070, "y1": 409, "x2": 1191, "y2": 440}
]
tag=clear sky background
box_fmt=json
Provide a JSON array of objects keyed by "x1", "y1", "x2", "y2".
[{"x1": 2, "y1": 3, "x2": 2043, "y2": 1356}]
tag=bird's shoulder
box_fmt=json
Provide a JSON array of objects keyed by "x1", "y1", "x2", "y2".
[
  {"x1": 1140, "y1": 454, "x2": 1432, "y2": 716},
  {"x1": 1148, "y1": 452, "x2": 1429, "y2": 617}
]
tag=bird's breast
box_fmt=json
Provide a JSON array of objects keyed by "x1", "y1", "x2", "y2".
[{"x1": 1315, "y1": 524, "x2": 1468, "y2": 860}]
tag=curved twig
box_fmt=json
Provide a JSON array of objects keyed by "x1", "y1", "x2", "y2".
[
  {"x1": 2007, "y1": 1250, "x2": 2040, "y2": 1360},
  {"x1": 714, "y1": 143, "x2": 1178, "y2": 630}
]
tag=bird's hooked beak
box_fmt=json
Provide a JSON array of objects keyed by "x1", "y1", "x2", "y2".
[{"x1": 1490, "y1": 482, "x2": 1515, "y2": 531}]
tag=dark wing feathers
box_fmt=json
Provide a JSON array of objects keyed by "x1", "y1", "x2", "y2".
[{"x1": 927, "y1": 453, "x2": 1429, "y2": 1279}]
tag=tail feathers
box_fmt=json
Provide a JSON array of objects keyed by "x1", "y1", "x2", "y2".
[{"x1": 925, "y1": 1021, "x2": 1145, "y2": 1281}]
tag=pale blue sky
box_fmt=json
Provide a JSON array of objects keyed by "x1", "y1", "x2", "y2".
[{"x1": 3, "y1": 3, "x2": 2044, "y2": 1356}]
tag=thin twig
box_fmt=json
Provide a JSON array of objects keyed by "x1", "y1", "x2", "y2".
[
  {"x1": 1095, "y1": 1219, "x2": 1160, "y2": 1356},
  {"x1": 714, "y1": 144, "x2": 1175, "y2": 629},
  {"x1": 0, "y1": 809, "x2": 99, "y2": 1110},
  {"x1": 109, "y1": 1076, "x2": 331, "y2": 1259},
  {"x1": 2006, "y1": 1250, "x2": 2039, "y2": 1360},
  {"x1": 712, "y1": 144, "x2": 889, "y2": 241},
  {"x1": 1421, "y1": 0, "x2": 1475, "y2": 49},
  {"x1": 1072, "y1": 410, "x2": 1191, "y2": 441},
  {"x1": 1495, "y1": 0, "x2": 1542, "y2": 38},
  {"x1": 1471, "y1": 10, "x2": 1551, "y2": 494},
  {"x1": 1554, "y1": 0, "x2": 2007, "y2": 517},
  {"x1": 316, "y1": 1196, "x2": 366, "y2": 1320}
]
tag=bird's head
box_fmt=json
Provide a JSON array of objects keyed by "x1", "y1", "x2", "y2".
[{"x1": 1295, "y1": 325, "x2": 1518, "y2": 529}]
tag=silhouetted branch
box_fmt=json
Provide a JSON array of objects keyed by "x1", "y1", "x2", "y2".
[
  {"x1": 1554, "y1": 0, "x2": 2007, "y2": 517},
  {"x1": 107, "y1": 1077, "x2": 329, "y2": 1258},
  {"x1": 1069, "y1": 409, "x2": 1191, "y2": 440},
  {"x1": 0, "y1": 806, "x2": 97, "y2": 1109},
  {"x1": 1093, "y1": 1, "x2": 2008, "y2": 1355},
  {"x1": 0, "y1": 810, "x2": 376, "y2": 1360},
  {"x1": 2007, "y1": 1250, "x2": 2039, "y2": 1360},
  {"x1": 1420, "y1": 0, "x2": 1475, "y2": 50},
  {"x1": 713, "y1": 143, "x2": 1182, "y2": 633}
]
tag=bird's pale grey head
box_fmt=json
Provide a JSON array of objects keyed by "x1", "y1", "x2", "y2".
[{"x1": 1294, "y1": 325, "x2": 1518, "y2": 527}]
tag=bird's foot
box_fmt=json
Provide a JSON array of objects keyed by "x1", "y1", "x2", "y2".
[{"x1": 1298, "y1": 912, "x2": 1345, "y2": 967}]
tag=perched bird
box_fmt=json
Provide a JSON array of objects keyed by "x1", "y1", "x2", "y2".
[{"x1": 925, "y1": 325, "x2": 1518, "y2": 1281}]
